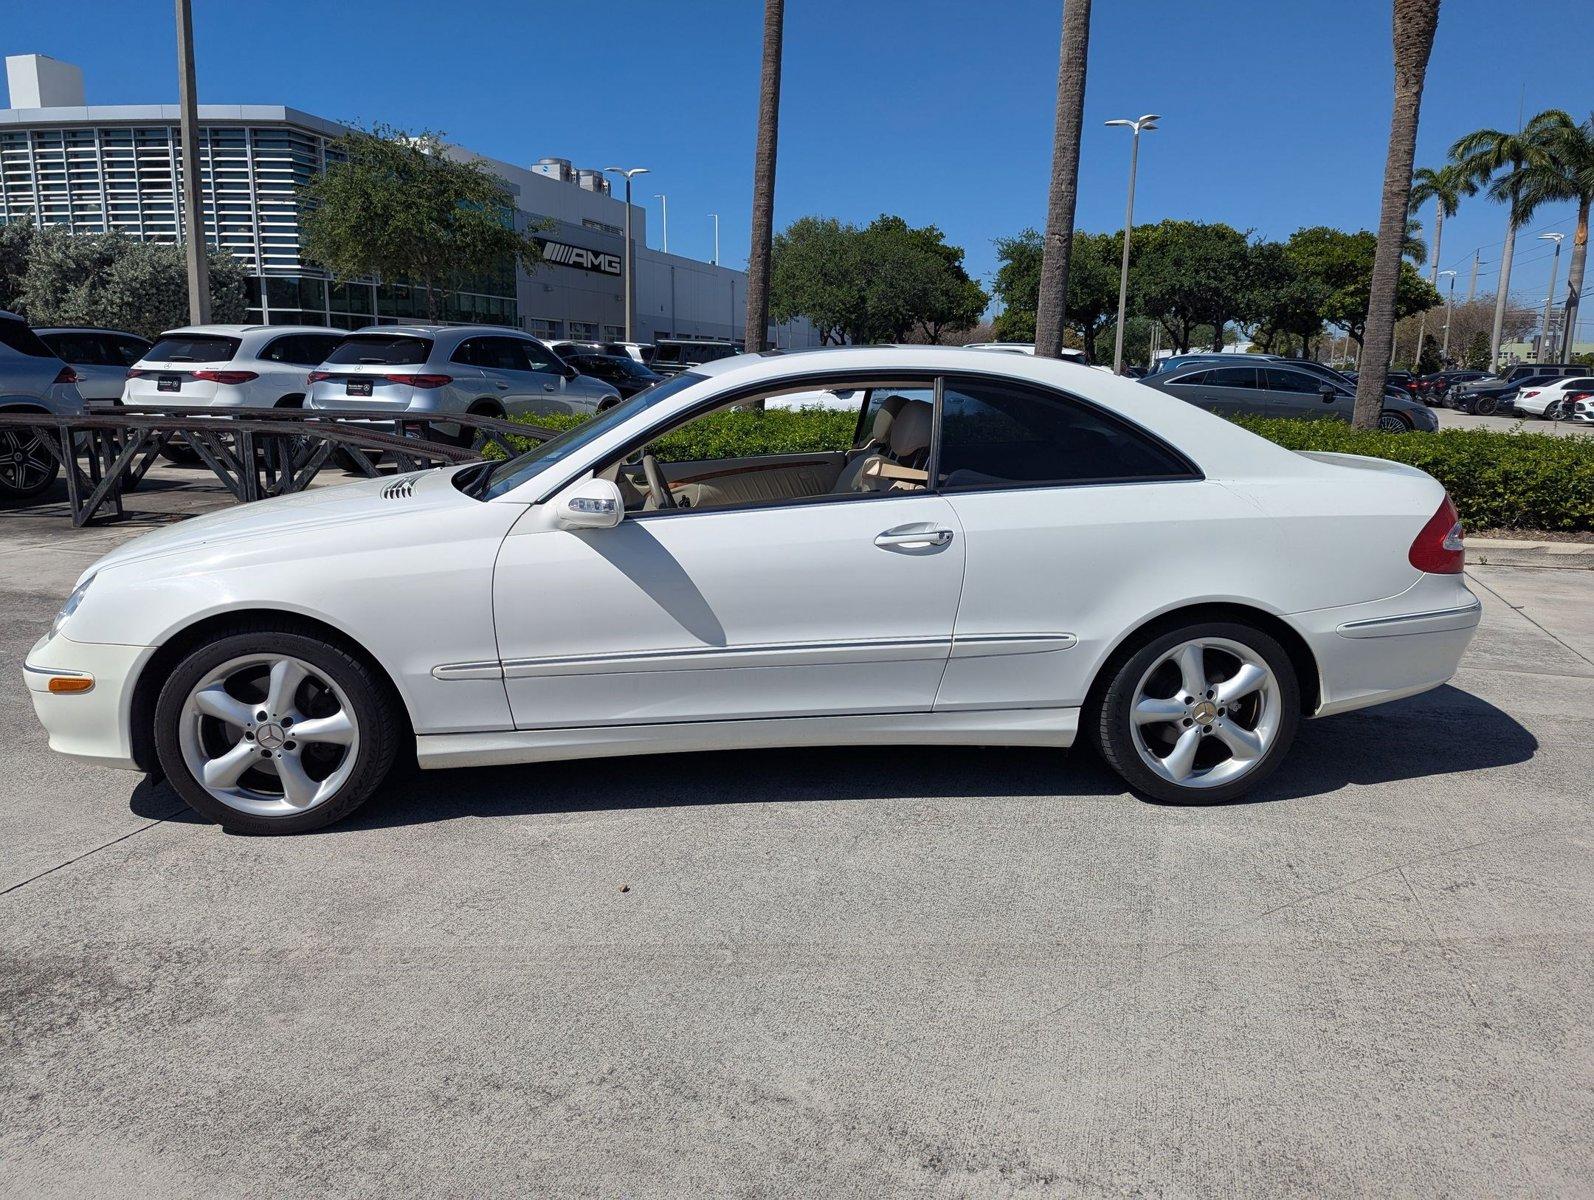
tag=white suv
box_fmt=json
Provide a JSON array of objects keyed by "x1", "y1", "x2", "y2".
[{"x1": 123, "y1": 325, "x2": 346, "y2": 409}]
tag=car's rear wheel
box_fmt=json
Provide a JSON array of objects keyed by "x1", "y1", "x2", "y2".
[
  {"x1": 1093, "y1": 621, "x2": 1301, "y2": 804},
  {"x1": 154, "y1": 626, "x2": 401, "y2": 834},
  {"x1": 1474, "y1": 395, "x2": 1499, "y2": 416},
  {"x1": 0, "y1": 425, "x2": 60, "y2": 501},
  {"x1": 1377, "y1": 410, "x2": 1413, "y2": 433}
]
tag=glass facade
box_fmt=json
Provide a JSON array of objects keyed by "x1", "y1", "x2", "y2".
[{"x1": 0, "y1": 118, "x2": 519, "y2": 331}]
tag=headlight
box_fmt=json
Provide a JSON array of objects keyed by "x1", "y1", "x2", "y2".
[{"x1": 52, "y1": 575, "x2": 95, "y2": 639}]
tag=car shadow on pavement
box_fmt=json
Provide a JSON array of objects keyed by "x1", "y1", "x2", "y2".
[{"x1": 128, "y1": 684, "x2": 1535, "y2": 831}]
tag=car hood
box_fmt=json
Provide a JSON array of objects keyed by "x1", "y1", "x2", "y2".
[{"x1": 83, "y1": 467, "x2": 474, "y2": 580}]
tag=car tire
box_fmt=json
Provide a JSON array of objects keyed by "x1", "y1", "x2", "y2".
[
  {"x1": 1474, "y1": 395, "x2": 1499, "y2": 416},
  {"x1": 1377, "y1": 410, "x2": 1413, "y2": 433},
  {"x1": 1092, "y1": 620, "x2": 1301, "y2": 805},
  {"x1": 159, "y1": 439, "x2": 202, "y2": 464},
  {"x1": 154, "y1": 624, "x2": 402, "y2": 835},
  {"x1": 0, "y1": 424, "x2": 61, "y2": 502}
]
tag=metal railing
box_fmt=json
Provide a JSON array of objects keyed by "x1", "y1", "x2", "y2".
[{"x1": 0, "y1": 406, "x2": 556, "y2": 527}]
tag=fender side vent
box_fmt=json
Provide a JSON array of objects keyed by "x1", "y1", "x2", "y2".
[{"x1": 382, "y1": 476, "x2": 417, "y2": 500}]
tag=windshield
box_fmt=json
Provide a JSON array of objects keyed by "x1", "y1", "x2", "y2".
[
  {"x1": 480, "y1": 371, "x2": 706, "y2": 499},
  {"x1": 325, "y1": 335, "x2": 431, "y2": 366}
]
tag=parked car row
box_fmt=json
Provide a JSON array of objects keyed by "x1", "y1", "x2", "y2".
[
  {"x1": 1140, "y1": 358, "x2": 1438, "y2": 432},
  {"x1": 1444, "y1": 364, "x2": 1592, "y2": 415}
]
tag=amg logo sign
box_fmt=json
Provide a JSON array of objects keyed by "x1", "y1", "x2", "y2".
[{"x1": 539, "y1": 239, "x2": 622, "y2": 276}]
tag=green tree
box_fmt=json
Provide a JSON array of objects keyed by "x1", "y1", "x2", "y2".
[
  {"x1": 300, "y1": 125, "x2": 542, "y2": 323},
  {"x1": 1517, "y1": 110, "x2": 1594, "y2": 360},
  {"x1": 1241, "y1": 238, "x2": 1328, "y2": 355},
  {"x1": 1463, "y1": 329, "x2": 1491, "y2": 370},
  {"x1": 1451, "y1": 109, "x2": 1568, "y2": 365},
  {"x1": 992, "y1": 229, "x2": 1043, "y2": 341},
  {"x1": 1130, "y1": 220, "x2": 1251, "y2": 352},
  {"x1": 992, "y1": 227, "x2": 1116, "y2": 359},
  {"x1": 1409, "y1": 162, "x2": 1477, "y2": 286},
  {"x1": 0, "y1": 219, "x2": 37, "y2": 312},
  {"x1": 1285, "y1": 225, "x2": 1439, "y2": 349},
  {"x1": 18, "y1": 226, "x2": 247, "y2": 336},
  {"x1": 769, "y1": 216, "x2": 865, "y2": 344},
  {"x1": 857, "y1": 216, "x2": 987, "y2": 344}
]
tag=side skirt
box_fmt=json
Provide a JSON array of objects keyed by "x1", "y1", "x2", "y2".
[{"x1": 415, "y1": 707, "x2": 1079, "y2": 770}]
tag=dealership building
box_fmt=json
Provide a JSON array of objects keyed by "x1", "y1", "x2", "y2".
[{"x1": 0, "y1": 54, "x2": 816, "y2": 347}]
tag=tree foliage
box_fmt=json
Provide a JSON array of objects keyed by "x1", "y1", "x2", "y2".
[
  {"x1": 991, "y1": 227, "x2": 1116, "y2": 357},
  {"x1": 12, "y1": 224, "x2": 247, "y2": 336},
  {"x1": 300, "y1": 125, "x2": 542, "y2": 322},
  {"x1": 1130, "y1": 220, "x2": 1251, "y2": 353},
  {"x1": 770, "y1": 214, "x2": 986, "y2": 345}
]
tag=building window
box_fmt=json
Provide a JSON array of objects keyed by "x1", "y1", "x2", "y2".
[{"x1": 524, "y1": 318, "x2": 560, "y2": 339}]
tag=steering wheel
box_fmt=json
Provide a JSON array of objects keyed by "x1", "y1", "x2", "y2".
[{"x1": 641, "y1": 453, "x2": 676, "y2": 509}]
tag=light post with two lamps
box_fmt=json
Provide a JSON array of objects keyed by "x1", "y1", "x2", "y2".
[
  {"x1": 1105, "y1": 114, "x2": 1159, "y2": 375},
  {"x1": 1539, "y1": 232, "x2": 1565, "y2": 360},
  {"x1": 603, "y1": 166, "x2": 650, "y2": 342}
]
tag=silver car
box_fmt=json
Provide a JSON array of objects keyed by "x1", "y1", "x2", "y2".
[
  {"x1": 124, "y1": 325, "x2": 347, "y2": 410},
  {"x1": 35, "y1": 327, "x2": 152, "y2": 404},
  {"x1": 1, "y1": 310, "x2": 88, "y2": 501},
  {"x1": 306, "y1": 325, "x2": 620, "y2": 421},
  {"x1": 1141, "y1": 360, "x2": 1439, "y2": 432}
]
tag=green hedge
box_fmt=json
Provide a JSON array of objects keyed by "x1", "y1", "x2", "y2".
[
  {"x1": 1229, "y1": 416, "x2": 1594, "y2": 532},
  {"x1": 505, "y1": 410, "x2": 1594, "y2": 533}
]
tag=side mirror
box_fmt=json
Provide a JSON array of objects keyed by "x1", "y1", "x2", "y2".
[
  {"x1": 554, "y1": 476, "x2": 623, "y2": 530},
  {"x1": 1319, "y1": 384, "x2": 1338, "y2": 403}
]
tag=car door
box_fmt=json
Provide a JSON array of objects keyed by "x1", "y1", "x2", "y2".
[
  {"x1": 929, "y1": 374, "x2": 1221, "y2": 715},
  {"x1": 1262, "y1": 365, "x2": 1347, "y2": 420},
  {"x1": 491, "y1": 385, "x2": 965, "y2": 730},
  {"x1": 522, "y1": 337, "x2": 612, "y2": 414}
]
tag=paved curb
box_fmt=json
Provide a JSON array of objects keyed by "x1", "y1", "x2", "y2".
[{"x1": 1467, "y1": 538, "x2": 1594, "y2": 570}]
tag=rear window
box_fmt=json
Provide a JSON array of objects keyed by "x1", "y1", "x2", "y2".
[
  {"x1": 0, "y1": 317, "x2": 57, "y2": 359},
  {"x1": 324, "y1": 335, "x2": 432, "y2": 366},
  {"x1": 146, "y1": 334, "x2": 240, "y2": 364}
]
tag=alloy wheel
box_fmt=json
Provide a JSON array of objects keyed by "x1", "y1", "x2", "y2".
[
  {"x1": 0, "y1": 428, "x2": 56, "y2": 493},
  {"x1": 1377, "y1": 412, "x2": 1410, "y2": 433},
  {"x1": 177, "y1": 653, "x2": 360, "y2": 817},
  {"x1": 1128, "y1": 637, "x2": 1282, "y2": 790}
]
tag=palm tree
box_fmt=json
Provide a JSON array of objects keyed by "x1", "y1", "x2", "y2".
[
  {"x1": 1450, "y1": 110, "x2": 1566, "y2": 368},
  {"x1": 1519, "y1": 111, "x2": 1594, "y2": 360},
  {"x1": 743, "y1": 0, "x2": 784, "y2": 354},
  {"x1": 1409, "y1": 162, "x2": 1476, "y2": 285},
  {"x1": 1353, "y1": 0, "x2": 1441, "y2": 431},
  {"x1": 1033, "y1": 0, "x2": 1093, "y2": 359}
]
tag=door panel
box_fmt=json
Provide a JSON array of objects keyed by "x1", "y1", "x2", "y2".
[{"x1": 493, "y1": 494, "x2": 966, "y2": 729}]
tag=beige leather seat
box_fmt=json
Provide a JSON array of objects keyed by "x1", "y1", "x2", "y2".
[{"x1": 833, "y1": 400, "x2": 932, "y2": 493}]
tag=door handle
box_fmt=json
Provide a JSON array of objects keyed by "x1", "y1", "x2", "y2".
[
  {"x1": 496, "y1": 380, "x2": 510, "y2": 390},
  {"x1": 874, "y1": 527, "x2": 953, "y2": 549},
  {"x1": 543, "y1": 383, "x2": 557, "y2": 392}
]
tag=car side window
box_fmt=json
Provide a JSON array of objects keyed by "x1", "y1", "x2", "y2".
[
  {"x1": 1208, "y1": 366, "x2": 1259, "y2": 390},
  {"x1": 114, "y1": 336, "x2": 150, "y2": 366},
  {"x1": 261, "y1": 335, "x2": 300, "y2": 364},
  {"x1": 937, "y1": 376, "x2": 1195, "y2": 491},
  {"x1": 479, "y1": 337, "x2": 531, "y2": 371},
  {"x1": 450, "y1": 338, "x2": 483, "y2": 367},
  {"x1": 522, "y1": 339, "x2": 561, "y2": 373},
  {"x1": 1167, "y1": 370, "x2": 1207, "y2": 387},
  {"x1": 1263, "y1": 368, "x2": 1322, "y2": 394}
]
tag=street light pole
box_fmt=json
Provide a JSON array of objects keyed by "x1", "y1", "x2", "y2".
[
  {"x1": 709, "y1": 213, "x2": 720, "y2": 266},
  {"x1": 174, "y1": 0, "x2": 210, "y2": 324},
  {"x1": 1538, "y1": 232, "x2": 1564, "y2": 360},
  {"x1": 1434, "y1": 270, "x2": 1460, "y2": 360},
  {"x1": 653, "y1": 193, "x2": 668, "y2": 254},
  {"x1": 1105, "y1": 114, "x2": 1158, "y2": 375},
  {"x1": 603, "y1": 166, "x2": 650, "y2": 342}
]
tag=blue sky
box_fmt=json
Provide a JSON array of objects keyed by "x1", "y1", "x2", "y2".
[{"x1": 6, "y1": 0, "x2": 1592, "y2": 332}]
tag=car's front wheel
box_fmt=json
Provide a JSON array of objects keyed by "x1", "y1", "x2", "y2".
[
  {"x1": 1377, "y1": 410, "x2": 1413, "y2": 433},
  {"x1": 1093, "y1": 621, "x2": 1301, "y2": 804},
  {"x1": 154, "y1": 625, "x2": 401, "y2": 834}
]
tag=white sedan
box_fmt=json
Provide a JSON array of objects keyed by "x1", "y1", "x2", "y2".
[
  {"x1": 25, "y1": 346, "x2": 1480, "y2": 834},
  {"x1": 1511, "y1": 375, "x2": 1594, "y2": 419}
]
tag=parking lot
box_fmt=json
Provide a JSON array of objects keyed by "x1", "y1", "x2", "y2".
[{"x1": 3, "y1": 468, "x2": 1592, "y2": 1198}]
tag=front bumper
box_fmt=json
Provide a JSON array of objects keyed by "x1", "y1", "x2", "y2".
[{"x1": 24, "y1": 631, "x2": 153, "y2": 771}]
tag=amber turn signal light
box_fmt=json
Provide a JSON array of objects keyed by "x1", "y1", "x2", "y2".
[{"x1": 47, "y1": 676, "x2": 94, "y2": 694}]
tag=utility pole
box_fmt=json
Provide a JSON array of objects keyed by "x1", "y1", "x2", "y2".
[
  {"x1": 709, "y1": 213, "x2": 720, "y2": 266},
  {"x1": 175, "y1": 0, "x2": 210, "y2": 324},
  {"x1": 1465, "y1": 249, "x2": 1480, "y2": 304},
  {"x1": 652, "y1": 194, "x2": 668, "y2": 254},
  {"x1": 1438, "y1": 269, "x2": 1457, "y2": 363}
]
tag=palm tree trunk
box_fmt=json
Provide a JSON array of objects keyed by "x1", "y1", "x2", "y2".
[
  {"x1": 1354, "y1": 0, "x2": 1440, "y2": 429},
  {"x1": 1490, "y1": 213, "x2": 1517, "y2": 368},
  {"x1": 743, "y1": 0, "x2": 784, "y2": 354},
  {"x1": 1560, "y1": 198, "x2": 1589, "y2": 362},
  {"x1": 1033, "y1": 0, "x2": 1092, "y2": 358}
]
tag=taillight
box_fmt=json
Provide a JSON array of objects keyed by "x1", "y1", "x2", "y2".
[
  {"x1": 307, "y1": 371, "x2": 331, "y2": 384},
  {"x1": 1520, "y1": 389, "x2": 1540, "y2": 399},
  {"x1": 384, "y1": 373, "x2": 452, "y2": 389},
  {"x1": 53, "y1": 366, "x2": 79, "y2": 384},
  {"x1": 193, "y1": 370, "x2": 259, "y2": 385},
  {"x1": 126, "y1": 368, "x2": 148, "y2": 378},
  {"x1": 1409, "y1": 495, "x2": 1464, "y2": 574}
]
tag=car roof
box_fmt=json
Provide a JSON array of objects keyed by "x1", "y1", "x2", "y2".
[
  {"x1": 155, "y1": 324, "x2": 337, "y2": 338},
  {"x1": 345, "y1": 324, "x2": 535, "y2": 340}
]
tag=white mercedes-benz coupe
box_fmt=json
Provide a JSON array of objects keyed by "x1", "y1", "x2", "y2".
[{"x1": 25, "y1": 347, "x2": 1480, "y2": 834}]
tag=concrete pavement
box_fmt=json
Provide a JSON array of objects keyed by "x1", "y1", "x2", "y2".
[{"x1": 1, "y1": 493, "x2": 1591, "y2": 1197}]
